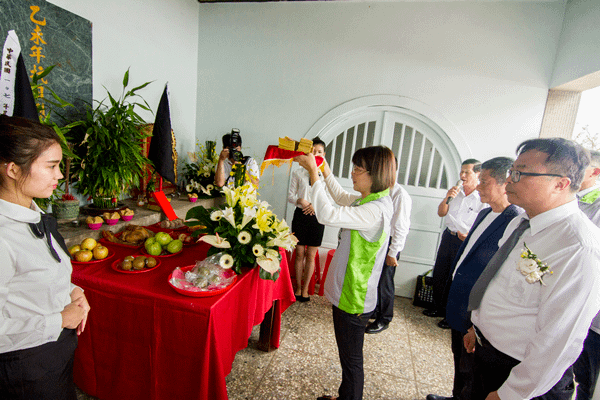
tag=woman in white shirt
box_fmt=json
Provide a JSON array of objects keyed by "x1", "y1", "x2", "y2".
[
  {"x1": 287, "y1": 137, "x2": 326, "y2": 302},
  {"x1": 295, "y1": 145, "x2": 395, "y2": 400},
  {"x1": 0, "y1": 115, "x2": 90, "y2": 399}
]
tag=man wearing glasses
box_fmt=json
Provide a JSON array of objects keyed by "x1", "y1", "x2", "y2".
[{"x1": 466, "y1": 138, "x2": 600, "y2": 400}]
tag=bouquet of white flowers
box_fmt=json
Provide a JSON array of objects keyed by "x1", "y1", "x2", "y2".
[
  {"x1": 185, "y1": 184, "x2": 297, "y2": 281},
  {"x1": 183, "y1": 140, "x2": 221, "y2": 198}
]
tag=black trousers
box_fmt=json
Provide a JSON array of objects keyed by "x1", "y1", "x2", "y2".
[
  {"x1": 450, "y1": 328, "x2": 475, "y2": 400},
  {"x1": 0, "y1": 328, "x2": 78, "y2": 400},
  {"x1": 373, "y1": 250, "x2": 399, "y2": 323},
  {"x1": 332, "y1": 305, "x2": 373, "y2": 400},
  {"x1": 432, "y1": 229, "x2": 463, "y2": 312},
  {"x1": 472, "y1": 328, "x2": 574, "y2": 400}
]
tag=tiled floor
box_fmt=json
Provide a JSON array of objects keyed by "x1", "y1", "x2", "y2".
[{"x1": 77, "y1": 295, "x2": 454, "y2": 400}]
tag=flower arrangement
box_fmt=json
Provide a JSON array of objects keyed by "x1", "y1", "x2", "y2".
[
  {"x1": 183, "y1": 140, "x2": 221, "y2": 198},
  {"x1": 185, "y1": 184, "x2": 297, "y2": 281},
  {"x1": 517, "y1": 243, "x2": 552, "y2": 285}
]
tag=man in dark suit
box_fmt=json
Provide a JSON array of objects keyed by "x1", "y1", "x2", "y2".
[{"x1": 427, "y1": 157, "x2": 521, "y2": 400}]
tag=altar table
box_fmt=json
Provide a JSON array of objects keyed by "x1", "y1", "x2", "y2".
[{"x1": 71, "y1": 240, "x2": 295, "y2": 400}]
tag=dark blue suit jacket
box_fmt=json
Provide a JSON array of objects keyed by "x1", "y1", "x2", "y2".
[{"x1": 445, "y1": 205, "x2": 521, "y2": 334}]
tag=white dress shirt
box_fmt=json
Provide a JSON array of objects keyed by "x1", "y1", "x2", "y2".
[
  {"x1": 445, "y1": 189, "x2": 487, "y2": 233},
  {"x1": 471, "y1": 200, "x2": 600, "y2": 400},
  {"x1": 0, "y1": 199, "x2": 78, "y2": 353},
  {"x1": 452, "y1": 211, "x2": 502, "y2": 279},
  {"x1": 577, "y1": 184, "x2": 600, "y2": 335},
  {"x1": 287, "y1": 168, "x2": 323, "y2": 208},
  {"x1": 310, "y1": 174, "x2": 387, "y2": 242},
  {"x1": 388, "y1": 183, "x2": 412, "y2": 258}
]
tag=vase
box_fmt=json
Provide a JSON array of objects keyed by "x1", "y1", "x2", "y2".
[{"x1": 53, "y1": 199, "x2": 80, "y2": 221}]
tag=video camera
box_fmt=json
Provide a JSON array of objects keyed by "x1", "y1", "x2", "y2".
[{"x1": 224, "y1": 129, "x2": 246, "y2": 163}]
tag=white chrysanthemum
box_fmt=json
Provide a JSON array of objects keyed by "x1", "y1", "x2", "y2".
[
  {"x1": 219, "y1": 254, "x2": 234, "y2": 269},
  {"x1": 237, "y1": 231, "x2": 252, "y2": 244},
  {"x1": 186, "y1": 184, "x2": 193, "y2": 192},
  {"x1": 252, "y1": 244, "x2": 264, "y2": 257},
  {"x1": 204, "y1": 172, "x2": 210, "y2": 178},
  {"x1": 210, "y1": 210, "x2": 223, "y2": 221},
  {"x1": 207, "y1": 184, "x2": 214, "y2": 191}
]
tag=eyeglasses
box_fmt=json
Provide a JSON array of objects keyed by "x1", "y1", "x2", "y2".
[
  {"x1": 351, "y1": 165, "x2": 369, "y2": 175},
  {"x1": 508, "y1": 169, "x2": 563, "y2": 183}
]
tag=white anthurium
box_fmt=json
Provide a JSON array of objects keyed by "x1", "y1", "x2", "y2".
[
  {"x1": 222, "y1": 207, "x2": 236, "y2": 227},
  {"x1": 199, "y1": 184, "x2": 211, "y2": 196},
  {"x1": 240, "y1": 207, "x2": 257, "y2": 229},
  {"x1": 199, "y1": 234, "x2": 231, "y2": 249},
  {"x1": 265, "y1": 248, "x2": 280, "y2": 261},
  {"x1": 256, "y1": 255, "x2": 280, "y2": 275}
]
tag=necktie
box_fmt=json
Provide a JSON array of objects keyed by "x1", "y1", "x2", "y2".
[
  {"x1": 468, "y1": 218, "x2": 530, "y2": 311},
  {"x1": 29, "y1": 213, "x2": 70, "y2": 262}
]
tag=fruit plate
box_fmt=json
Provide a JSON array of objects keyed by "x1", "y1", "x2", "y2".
[
  {"x1": 140, "y1": 247, "x2": 182, "y2": 258},
  {"x1": 71, "y1": 250, "x2": 115, "y2": 266},
  {"x1": 168, "y1": 265, "x2": 237, "y2": 297},
  {"x1": 99, "y1": 232, "x2": 144, "y2": 249},
  {"x1": 146, "y1": 222, "x2": 187, "y2": 233},
  {"x1": 111, "y1": 258, "x2": 161, "y2": 274}
]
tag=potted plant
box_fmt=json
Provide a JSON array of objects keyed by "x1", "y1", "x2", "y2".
[
  {"x1": 52, "y1": 157, "x2": 80, "y2": 220},
  {"x1": 71, "y1": 69, "x2": 152, "y2": 209}
]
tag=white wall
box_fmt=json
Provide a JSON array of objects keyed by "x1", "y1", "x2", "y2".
[
  {"x1": 551, "y1": 0, "x2": 600, "y2": 88},
  {"x1": 196, "y1": 2, "x2": 565, "y2": 218},
  {"x1": 47, "y1": 0, "x2": 200, "y2": 168}
]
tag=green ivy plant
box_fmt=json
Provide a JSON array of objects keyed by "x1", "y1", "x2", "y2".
[{"x1": 71, "y1": 69, "x2": 153, "y2": 208}]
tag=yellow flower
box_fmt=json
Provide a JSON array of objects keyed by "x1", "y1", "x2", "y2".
[
  {"x1": 237, "y1": 231, "x2": 252, "y2": 244},
  {"x1": 253, "y1": 207, "x2": 273, "y2": 234},
  {"x1": 223, "y1": 186, "x2": 239, "y2": 207},
  {"x1": 219, "y1": 253, "x2": 234, "y2": 269}
]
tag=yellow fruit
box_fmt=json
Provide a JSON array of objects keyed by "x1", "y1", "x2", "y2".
[
  {"x1": 80, "y1": 238, "x2": 97, "y2": 251},
  {"x1": 85, "y1": 216, "x2": 94, "y2": 224},
  {"x1": 68, "y1": 245, "x2": 81, "y2": 255},
  {"x1": 93, "y1": 216, "x2": 103, "y2": 224},
  {"x1": 92, "y1": 245, "x2": 109, "y2": 260},
  {"x1": 74, "y1": 250, "x2": 93, "y2": 262}
]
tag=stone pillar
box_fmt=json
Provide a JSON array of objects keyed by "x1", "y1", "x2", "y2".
[{"x1": 539, "y1": 89, "x2": 581, "y2": 139}]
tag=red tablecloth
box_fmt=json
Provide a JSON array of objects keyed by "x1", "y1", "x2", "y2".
[{"x1": 71, "y1": 240, "x2": 295, "y2": 400}]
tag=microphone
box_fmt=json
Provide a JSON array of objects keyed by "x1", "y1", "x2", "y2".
[{"x1": 446, "y1": 180, "x2": 463, "y2": 204}]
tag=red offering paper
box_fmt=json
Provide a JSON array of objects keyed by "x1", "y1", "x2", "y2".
[{"x1": 260, "y1": 145, "x2": 324, "y2": 176}]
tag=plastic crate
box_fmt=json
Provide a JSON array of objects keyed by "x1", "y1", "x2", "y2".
[{"x1": 413, "y1": 272, "x2": 435, "y2": 309}]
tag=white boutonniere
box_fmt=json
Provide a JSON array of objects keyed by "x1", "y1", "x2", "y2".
[{"x1": 516, "y1": 243, "x2": 552, "y2": 285}]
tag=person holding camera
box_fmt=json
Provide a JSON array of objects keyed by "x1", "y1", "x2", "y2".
[{"x1": 214, "y1": 129, "x2": 260, "y2": 189}]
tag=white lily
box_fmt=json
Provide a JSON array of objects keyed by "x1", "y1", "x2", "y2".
[
  {"x1": 240, "y1": 207, "x2": 257, "y2": 229},
  {"x1": 222, "y1": 207, "x2": 236, "y2": 227}
]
